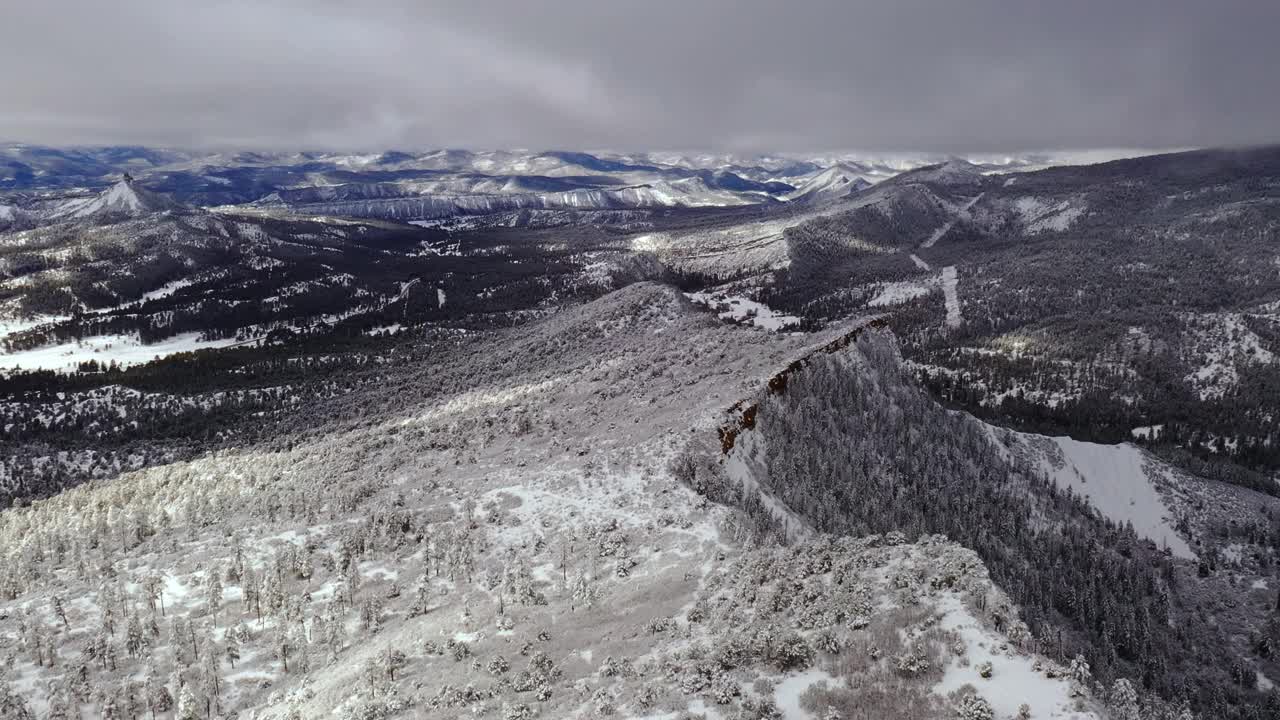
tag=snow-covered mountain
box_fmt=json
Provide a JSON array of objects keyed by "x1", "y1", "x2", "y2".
[
  {"x1": 49, "y1": 174, "x2": 184, "y2": 221},
  {"x1": 5, "y1": 144, "x2": 1280, "y2": 720},
  {"x1": 785, "y1": 162, "x2": 873, "y2": 202},
  {"x1": 0, "y1": 145, "x2": 1167, "y2": 228},
  {"x1": 0, "y1": 284, "x2": 1120, "y2": 719}
]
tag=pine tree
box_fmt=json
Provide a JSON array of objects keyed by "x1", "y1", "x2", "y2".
[
  {"x1": 1108, "y1": 678, "x2": 1140, "y2": 720},
  {"x1": 144, "y1": 573, "x2": 165, "y2": 616},
  {"x1": 570, "y1": 570, "x2": 598, "y2": 611},
  {"x1": 200, "y1": 644, "x2": 221, "y2": 718},
  {"x1": 206, "y1": 569, "x2": 224, "y2": 623},
  {"x1": 44, "y1": 685, "x2": 74, "y2": 720},
  {"x1": 408, "y1": 574, "x2": 432, "y2": 617},
  {"x1": 324, "y1": 606, "x2": 347, "y2": 662},
  {"x1": 100, "y1": 583, "x2": 119, "y2": 637},
  {"x1": 122, "y1": 681, "x2": 145, "y2": 720},
  {"x1": 144, "y1": 660, "x2": 173, "y2": 719},
  {"x1": 52, "y1": 594, "x2": 70, "y2": 630},
  {"x1": 126, "y1": 613, "x2": 145, "y2": 658},
  {"x1": 242, "y1": 566, "x2": 260, "y2": 623},
  {"x1": 100, "y1": 687, "x2": 123, "y2": 720},
  {"x1": 225, "y1": 628, "x2": 241, "y2": 668},
  {"x1": 381, "y1": 646, "x2": 407, "y2": 682},
  {"x1": 170, "y1": 616, "x2": 193, "y2": 666},
  {"x1": 273, "y1": 622, "x2": 292, "y2": 672},
  {"x1": 291, "y1": 625, "x2": 311, "y2": 674},
  {"x1": 0, "y1": 672, "x2": 34, "y2": 720},
  {"x1": 200, "y1": 635, "x2": 222, "y2": 698},
  {"x1": 175, "y1": 686, "x2": 201, "y2": 720},
  {"x1": 27, "y1": 620, "x2": 50, "y2": 667},
  {"x1": 102, "y1": 634, "x2": 119, "y2": 671}
]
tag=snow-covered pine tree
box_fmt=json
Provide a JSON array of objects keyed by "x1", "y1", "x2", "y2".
[
  {"x1": 289, "y1": 624, "x2": 311, "y2": 674},
  {"x1": 273, "y1": 622, "x2": 292, "y2": 672},
  {"x1": 175, "y1": 685, "x2": 201, "y2": 720},
  {"x1": 170, "y1": 616, "x2": 193, "y2": 666},
  {"x1": 225, "y1": 627, "x2": 241, "y2": 668},
  {"x1": 323, "y1": 605, "x2": 347, "y2": 662},
  {"x1": 126, "y1": 612, "x2": 146, "y2": 658},
  {"x1": 99, "y1": 686, "x2": 123, "y2": 720},
  {"x1": 52, "y1": 593, "x2": 70, "y2": 630},
  {"x1": 1109, "y1": 678, "x2": 1140, "y2": 720},
  {"x1": 206, "y1": 567, "x2": 224, "y2": 623},
  {"x1": 144, "y1": 660, "x2": 174, "y2": 718},
  {"x1": 0, "y1": 670, "x2": 34, "y2": 720},
  {"x1": 408, "y1": 573, "x2": 432, "y2": 617},
  {"x1": 44, "y1": 684, "x2": 75, "y2": 720}
]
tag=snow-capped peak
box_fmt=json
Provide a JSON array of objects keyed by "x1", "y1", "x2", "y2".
[
  {"x1": 51, "y1": 174, "x2": 181, "y2": 220},
  {"x1": 904, "y1": 158, "x2": 985, "y2": 184},
  {"x1": 93, "y1": 176, "x2": 145, "y2": 214},
  {"x1": 787, "y1": 162, "x2": 872, "y2": 201}
]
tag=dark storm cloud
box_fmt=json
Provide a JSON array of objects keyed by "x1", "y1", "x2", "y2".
[{"x1": 1, "y1": 0, "x2": 1277, "y2": 152}]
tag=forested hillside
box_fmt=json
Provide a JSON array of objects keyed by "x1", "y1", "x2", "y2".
[{"x1": 678, "y1": 329, "x2": 1280, "y2": 719}]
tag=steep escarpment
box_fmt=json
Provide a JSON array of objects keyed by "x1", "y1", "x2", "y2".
[
  {"x1": 717, "y1": 315, "x2": 891, "y2": 454},
  {"x1": 694, "y1": 328, "x2": 1264, "y2": 719}
]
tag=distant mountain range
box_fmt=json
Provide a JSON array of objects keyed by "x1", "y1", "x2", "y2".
[{"x1": 0, "y1": 143, "x2": 1164, "y2": 226}]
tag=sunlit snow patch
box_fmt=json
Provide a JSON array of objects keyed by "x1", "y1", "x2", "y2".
[
  {"x1": 1026, "y1": 433, "x2": 1194, "y2": 559},
  {"x1": 932, "y1": 593, "x2": 1099, "y2": 719},
  {"x1": 1014, "y1": 196, "x2": 1085, "y2": 234},
  {"x1": 0, "y1": 315, "x2": 69, "y2": 343},
  {"x1": 685, "y1": 291, "x2": 801, "y2": 331},
  {"x1": 941, "y1": 266, "x2": 962, "y2": 328},
  {"x1": 0, "y1": 333, "x2": 240, "y2": 373},
  {"x1": 868, "y1": 280, "x2": 933, "y2": 307}
]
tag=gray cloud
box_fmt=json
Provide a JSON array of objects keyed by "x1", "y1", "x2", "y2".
[{"x1": 1, "y1": 0, "x2": 1277, "y2": 152}]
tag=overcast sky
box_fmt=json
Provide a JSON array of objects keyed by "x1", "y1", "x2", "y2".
[{"x1": 1, "y1": 0, "x2": 1277, "y2": 153}]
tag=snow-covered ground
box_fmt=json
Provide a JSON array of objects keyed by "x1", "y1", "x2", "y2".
[
  {"x1": 82, "y1": 277, "x2": 202, "y2": 316},
  {"x1": 932, "y1": 594, "x2": 1095, "y2": 719},
  {"x1": 0, "y1": 332, "x2": 240, "y2": 372},
  {"x1": 772, "y1": 668, "x2": 841, "y2": 719},
  {"x1": 0, "y1": 284, "x2": 1112, "y2": 720},
  {"x1": 941, "y1": 266, "x2": 962, "y2": 328},
  {"x1": 1181, "y1": 312, "x2": 1277, "y2": 400},
  {"x1": 868, "y1": 280, "x2": 933, "y2": 308},
  {"x1": 1013, "y1": 196, "x2": 1086, "y2": 234},
  {"x1": 1130, "y1": 425, "x2": 1164, "y2": 441},
  {"x1": 138, "y1": 277, "x2": 198, "y2": 303},
  {"x1": 0, "y1": 314, "x2": 68, "y2": 343},
  {"x1": 685, "y1": 291, "x2": 801, "y2": 331},
  {"x1": 1017, "y1": 432, "x2": 1194, "y2": 559}
]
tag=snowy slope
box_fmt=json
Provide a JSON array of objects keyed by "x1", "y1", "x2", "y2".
[
  {"x1": 867, "y1": 279, "x2": 934, "y2": 307},
  {"x1": 941, "y1": 266, "x2": 962, "y2": 328},
  {"x1": 786, "y1": 163, "x2": 871, "y2": 202},
  {"x1": 685, "y1": 290, "x2": 801, "y2": 331},
  {"x1": 0, "y1": 332, "x2": 241, "y2": 372},
  {"x1": 1180, "y1": 311, "x2": 1277, "y2": 400},
  {"x1": 931, "y1": 593, "x2": 1097, "y2": 720},
  {"x1": 1013, "y1": 196, "x2": 1086, "y2": 234},
  {"x1": 0, "y1": 286, "x2": 1106, "y2": 720},
  {"x1": 49, "y1": 176, "x2": 181, "y2": 220},
  {"x1": 1010, "y1": 430, "x2": 1194, "y2": 559}
]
